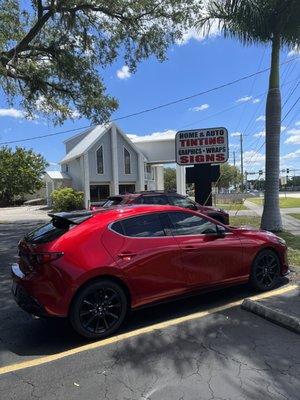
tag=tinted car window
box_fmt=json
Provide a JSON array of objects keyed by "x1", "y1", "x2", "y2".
[
  {"x1": 25, "y1": 213, "x2": 92, "y2": 244},
  {"x1": 135, "y1": 195, "x2": 168, "y2": 205},
  {"x1": 168, "y1": 212, "x2": 217, "y2": 236},
  {"x1": 110, "y1": 221, "x2": 124, "y2": 235},
  {"x1": 102, "y1": 197, "x2": 123, "y2": 208},
  {"x1": 118, "y1": 214, "x2": 166, "y2": 237},
  {"x1": 168, "y1": 196, "x2": 196, "y2": 209}
]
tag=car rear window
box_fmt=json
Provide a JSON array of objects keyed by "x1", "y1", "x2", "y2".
[
  {"x1": 111, "y1": 214, "x2": 166, "y2": 237},
  {"x1": 25, "y1": 212, "x2": 92, "y2": 244}
]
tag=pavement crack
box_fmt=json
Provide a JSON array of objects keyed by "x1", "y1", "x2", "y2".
[{"x1": 11, "y1": 372, "x2": 40, "y2": 400}]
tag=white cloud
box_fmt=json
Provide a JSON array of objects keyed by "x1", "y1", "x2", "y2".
[
  {"x1": 127, "y1": 134, "x2": 138, "y2": 140},
  {"x1": 236, "y1": 95, "x2": 253, "y2": 103},
  {"x1": 256, "y1": 115, "x2": 265, "y2": 122},
  {"x1": 288, "y1": 46, "x2": 300, "y2": 57},
  {"x1": 281, "y1": 149, "x2": 300, "y2": 160},
  {"x1": 252, "y1": 98, "x2": 260, "y2": 104},
  {"x1": 129, "y1": 129, "x2": 176, "y2": 142},
  {"x1": 254, "y1": 130, "x2": 265, "y2": 138},
  {"x1": 295, "y1": 121, "x2": 300, "y2": 126},
  {"x1": 178, "y1": 19, "x2": 220, "y2": 45},
  {"x1": 116, "y1": 65, "x2": 131, "y2": 80},
  {"x1": 231, "y1": 131, "x2": 241, "y2": 137},
  {"x1": 243, "y1": 150, "x2": 265, "y2": 166},
  {"x1": 284, "y1": 128, "x2": 300, "y2": 144},
  {"x1": 0, "y1": 108, "x2": 24, "y2": 118},
  {"x1": 189, "y1": 103, "x2": 210, "y2": 112}
]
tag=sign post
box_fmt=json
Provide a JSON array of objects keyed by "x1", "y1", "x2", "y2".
[{"x1": 175, "y1": 127, "x2": 228, "y2": 206}]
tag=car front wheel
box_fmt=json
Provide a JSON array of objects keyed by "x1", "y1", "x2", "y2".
[
  {"x1": 250, "y1": 249, "x2": 281, "y2": 291},
  {"x1": 70, "y1": 279, "x2": 128, "y2": 339}
]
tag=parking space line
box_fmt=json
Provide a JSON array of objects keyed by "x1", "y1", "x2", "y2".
[{"x1": 0, "y1": 284, "x2": 297, "y2": 376}]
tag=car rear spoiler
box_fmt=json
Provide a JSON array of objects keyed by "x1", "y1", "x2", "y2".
[{"x1": 48, "y1": 211, "x2": 93, "y2": 227}]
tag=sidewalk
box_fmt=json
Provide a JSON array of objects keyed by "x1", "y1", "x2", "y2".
[
  {"x1": 244, "y1": 200, "x2": 300, "y2": 236},
  {"x1": 242, "y1": 284, "x2": 300, "y2": 334}
]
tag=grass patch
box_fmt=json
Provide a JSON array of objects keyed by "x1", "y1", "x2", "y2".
[
  {"x1": 249, "y1": 197, "x2": 300, "y2": 208},
  {"x1": 229, "y1": 215, "x2": 300, "y2": 269},
  {"x1": 216, "y1": 203, "x2": 247, "y2": 211},
  {"x1": 229, "y1": 216, "x2": 261, "y2": 228},
  {"x1": 288, "y1": 213, "x2": 300, "y2": 220}
]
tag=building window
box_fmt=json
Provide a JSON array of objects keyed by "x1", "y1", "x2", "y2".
[
  {"x1": 90, "y1": 185, "x2": 110, "y2": 202},
  {"x1": 65, "y1": 164, "x2": 69, "y2": 173},
  {"x1": 124, "y1": 147, "x2": 131, "y2": 174},
  {"x1": 119, "y1": 184, "x2": 135, "y2": 194},
  {"x1": 96, "y1": 145, "x2": 104, "y2": 174}
]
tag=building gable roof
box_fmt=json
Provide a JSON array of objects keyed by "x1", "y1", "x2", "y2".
[
  {"x1": 60, "y1": 122, "x2": 147, "y2": 164},
  {"x1": 60, "y1": 124, "x2": 110, "y2": 164}
]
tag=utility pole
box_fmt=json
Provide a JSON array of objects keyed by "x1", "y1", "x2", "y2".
[
  {"x1": 233, "y1": 151, "x2": 236, "y2": 167},
  {"x1": 240, "y1": 133, "x2": 244, "y2": 192}
]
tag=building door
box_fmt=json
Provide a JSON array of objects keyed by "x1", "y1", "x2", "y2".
[
  {"x1": 119, "y1": 184, "x2": 135, "y2": 194},
  {"x1": 90, "y1": 185, "x2": 110, "y2": 202}
]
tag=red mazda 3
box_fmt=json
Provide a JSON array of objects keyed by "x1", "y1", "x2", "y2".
[{"x1": 11, "y1": 205, "x2": 289, "y2": 339}]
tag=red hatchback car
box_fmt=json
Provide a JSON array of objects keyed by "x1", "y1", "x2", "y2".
[{"x1": 12, "y1": 205, "x2": 288, "y2": 339}]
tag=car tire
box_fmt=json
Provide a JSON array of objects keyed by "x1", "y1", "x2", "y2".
[
  {"x1": 69, "y1": 279, "x2": 128, "y2": 339},
  {"x1": 249, "y1": 249, "x2": 281, "y2": 292}
]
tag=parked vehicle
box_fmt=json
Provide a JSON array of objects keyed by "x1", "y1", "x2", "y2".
[
  {"x1": 12, "y1": 205, "x2": 288, "y2": 339},
  {"x1": 91, "y1": 191, "x2": 229, "y2": 225}
]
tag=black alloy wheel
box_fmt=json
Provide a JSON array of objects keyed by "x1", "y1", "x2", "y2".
[
  {"x1": 70, "y1": 279, "x2": 128, "y2": 339},
  {"x1": 250, "y1": 249, "x2": 280, "y2": 291}
]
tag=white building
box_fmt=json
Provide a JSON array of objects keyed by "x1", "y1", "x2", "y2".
[{"x1": 45, "y1": 122, "x2": 186, "y2": 208}]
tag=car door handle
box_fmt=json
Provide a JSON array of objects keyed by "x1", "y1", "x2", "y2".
[
  {"x1": 118, "y1": 252, "x2": 137, "y2": 260},
  {"x1": 182, "y1": 246, "x2": 198, "y2": 251}
]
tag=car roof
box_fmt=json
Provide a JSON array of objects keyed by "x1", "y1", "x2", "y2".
[
  {"x1": 108, "y1": 192, "x2": 184, "y2": 200},
  {"x1": 91, "y1": 204, "x2": 188, "y2": 222}
]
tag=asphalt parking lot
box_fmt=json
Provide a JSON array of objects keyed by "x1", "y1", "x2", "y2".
[{"x1": 0, "y1": 220, "x2": 299, "y2": 400}]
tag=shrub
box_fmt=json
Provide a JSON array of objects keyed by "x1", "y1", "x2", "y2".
[{"x1": 51, "y1": 188, "x2": 84, "y2": 212}]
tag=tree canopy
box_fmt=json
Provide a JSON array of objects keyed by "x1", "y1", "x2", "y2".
[
  {"x1": 218, "y1": 163, "x2": 241, "y2": 189},
  {"x1": 164, "y1": 167, "x2": 176, "y2": 191},
  {"x1": 0, "y1": 146, "x2": 48, "y2": 205},
  {"x1": 0, "y1": 0, "x2": 198, "y2": 124}
]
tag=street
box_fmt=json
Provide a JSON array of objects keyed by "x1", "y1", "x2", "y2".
[{"x1": 0, "y1": 220, "x2": 299, "y2": 399}]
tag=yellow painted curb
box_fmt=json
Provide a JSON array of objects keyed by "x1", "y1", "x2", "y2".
[{"x1": 0, "y1": 284, "x2": 297, "y2": 376}]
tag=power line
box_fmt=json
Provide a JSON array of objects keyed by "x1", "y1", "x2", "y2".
[
  {"x1": 1, "y1": 56, "x2": 299, "y2": 146},
  {"x1": 282, "y1": 95, "x2": 300, "y2": 122}
]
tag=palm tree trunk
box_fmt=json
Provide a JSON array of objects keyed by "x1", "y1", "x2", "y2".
[{"x1": 261, "y1": 34, "x2": 282, "y2": 231}]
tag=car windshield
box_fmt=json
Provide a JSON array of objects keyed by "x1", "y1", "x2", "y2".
[{"x1": 102, "y1": 197, "x2": 124, "y2": 208}]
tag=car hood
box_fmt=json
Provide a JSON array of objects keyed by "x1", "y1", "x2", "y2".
[{"x1": 229, "y1": 225, "x2": 282, "y2": 240}]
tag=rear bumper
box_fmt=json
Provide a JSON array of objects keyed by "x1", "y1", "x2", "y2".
[
  {"x1": 11, "y1": 264, "x2": 47, "y2": 316},
  {"x1": 11, "y1": 262, "x2": 69, "y2": 317}
]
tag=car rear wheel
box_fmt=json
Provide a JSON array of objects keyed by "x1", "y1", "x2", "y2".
[
  {"x1": 69, "y1": 279, "x2": 128, "y2": 339},
  {"x1": 250, "y1": 249, "x2": 281, "y2": 291}
]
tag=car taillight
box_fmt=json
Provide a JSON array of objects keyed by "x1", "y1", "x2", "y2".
[{"x1": 34, "y1": 252, "x2": 64, "y2": 265}]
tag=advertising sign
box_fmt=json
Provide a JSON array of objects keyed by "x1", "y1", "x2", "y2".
[{"x1": 175, "y1": 127, "x2": 228, "y2": 165}]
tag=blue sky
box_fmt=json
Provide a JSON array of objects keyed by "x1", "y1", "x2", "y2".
[{"x1": 0, "y1": 30, "x2": 299, "y2": 176}]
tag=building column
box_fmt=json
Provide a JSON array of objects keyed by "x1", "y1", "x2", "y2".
[
  {"x1": 136, "y1": 154, "x2": 145, "y2": 192},
  {"x1": 111, "y1": 125, "x2": 119, "y2": 195},
  {"x1": 154, "y1": 165, "x2": 164, "y2": 191},
  {"x1": 83, "y1": 153, "x2": 90, "y2": 209},
  {"x1": 176, "y1": 164, "x2": 186, "y2": 195}
]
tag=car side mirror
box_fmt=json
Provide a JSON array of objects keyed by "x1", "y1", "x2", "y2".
[{"x1": 216, "y1": 225, "x2": 226, "y2": 237}]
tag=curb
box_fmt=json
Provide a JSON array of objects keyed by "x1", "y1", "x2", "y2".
[{"x1": 241, "y1": 298, "x2": 300, "y2": 334}]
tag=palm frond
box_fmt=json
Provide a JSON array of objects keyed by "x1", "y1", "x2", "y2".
[{"x1": 196, "y1": 0, "x2": 300, "y2": 48}]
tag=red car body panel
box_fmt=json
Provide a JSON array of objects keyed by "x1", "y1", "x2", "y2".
[{"x1": 12, "y1": 205, "x2": 289, "y2": 317}]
